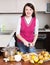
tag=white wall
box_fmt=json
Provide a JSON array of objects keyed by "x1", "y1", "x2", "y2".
[
  {"x1": 0, "y1": 13, "x2": 50, "y2": 31},
  {"x1": 36, "y1": 13, "x2": 50, "y2": 28},
  {"x1": 0, "y1": 14, "x2": 21, "y2": 31}
]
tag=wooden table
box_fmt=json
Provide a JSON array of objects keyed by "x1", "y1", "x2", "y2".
[{"x1": 0, "y1": 56, "x2": 50, "y2": 65}]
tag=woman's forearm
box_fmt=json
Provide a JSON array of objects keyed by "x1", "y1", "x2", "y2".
[
  {"x1": 16, "y1": 34, "x2": 26, "y2": 43},
  {"x1": 16, "y1": 34, "x2": 29, "y2": 47},
  {"x1": 32, "y1": 34, "x2": 38, "y2": 45}
]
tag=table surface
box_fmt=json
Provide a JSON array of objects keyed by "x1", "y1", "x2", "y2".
[{"x1": 0, "y1": 56, "x2": 50, "y2": 65}]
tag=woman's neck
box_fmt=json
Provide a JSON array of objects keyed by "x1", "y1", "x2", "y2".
[{"x1": 25, "y1": 16, "x2": 32, "y2": 19}]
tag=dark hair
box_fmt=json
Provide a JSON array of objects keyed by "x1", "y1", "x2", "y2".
[{"x1": 21, "y1": 3, "x2": 36, "y2": 17}]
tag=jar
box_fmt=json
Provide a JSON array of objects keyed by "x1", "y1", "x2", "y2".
[{"x1": 3, "y1": 50, "x2": 9, "y2": 58}]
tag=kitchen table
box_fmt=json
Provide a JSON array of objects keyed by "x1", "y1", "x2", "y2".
[{"x1": 0, "y1": 56, "x2": 50, "y2": 65}]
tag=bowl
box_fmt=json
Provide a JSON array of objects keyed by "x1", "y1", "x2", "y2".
[{"x1": 14, "y1": 55, "x2": 22, "y2": 62}]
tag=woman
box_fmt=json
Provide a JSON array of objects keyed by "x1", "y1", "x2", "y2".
[{"x1": 16, "y1": 3, "x2": 39, "y2": 53}]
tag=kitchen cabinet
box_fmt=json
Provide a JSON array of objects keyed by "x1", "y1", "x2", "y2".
[
  {"x1": 0, "y1": 0, "x2": 17, "y2": 13},
  {"x1": 16, "y1": 0, "x2": 48, "y2": 12},
  {"x1": 35, "y1": 32, "x2": 46, "y2": 49},
  {"x1": 0, "y1": 0, "x2": 49, "y2": 13},
  {"x1": 35, "y1": 31, "x2": 50, "y2": 52},
  {"x1": 44, "y1": 32, "x2": 50, "y2": 52}
]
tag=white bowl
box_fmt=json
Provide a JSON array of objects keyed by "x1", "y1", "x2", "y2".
[{"x1": 14, "y1": 55, "x2": 22, "y2": 62}]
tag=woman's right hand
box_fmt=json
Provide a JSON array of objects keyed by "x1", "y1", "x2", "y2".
[{"x1": 23, "y1": 40, "x2": 29, "y2": 47}]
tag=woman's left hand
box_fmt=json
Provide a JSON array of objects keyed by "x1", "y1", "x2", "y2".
[{"x1": 29, "y1": 42, "x2": 35, "y2": 47}]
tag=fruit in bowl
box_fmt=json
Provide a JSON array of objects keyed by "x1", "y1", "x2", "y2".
[{"x1": 14, "y1": 55, "x2": 22, "y2": 62}]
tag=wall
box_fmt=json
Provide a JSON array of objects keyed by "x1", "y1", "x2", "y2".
[
  {"x1": 0, "y1": 14, "x2": 20, "y2": 30},
  {"x1": 36, "y1": 13, "x2": 50, "y2": 29},
  {"x1": 0, "y1": 13, "x2": 50, "y2": 31}
]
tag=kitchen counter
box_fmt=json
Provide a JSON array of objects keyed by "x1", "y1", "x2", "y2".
[
  {"x1": 0, "y1": 30, "x2": 13, "y2": 35},
  {"x1": 0, "y1": 56, "x2": 50, "y2": 65},
  {"x1": 39, "y1": 29, "x2": 50, "y2": 32},
  {"x1": 0, "y1": 30, "x2": 15, "y2": 47}
]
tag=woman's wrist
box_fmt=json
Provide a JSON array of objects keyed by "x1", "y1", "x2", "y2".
[
  {"x1": 32, "y1": 42, "x2": 35, "y2": 46},
  {"x1": 22, "y1": 39, "x2": 26, "y2": 43}
]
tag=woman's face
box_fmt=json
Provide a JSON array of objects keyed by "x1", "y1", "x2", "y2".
[{"x1": 25, "y1": 6, "x2": 33, "y2": 17}]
